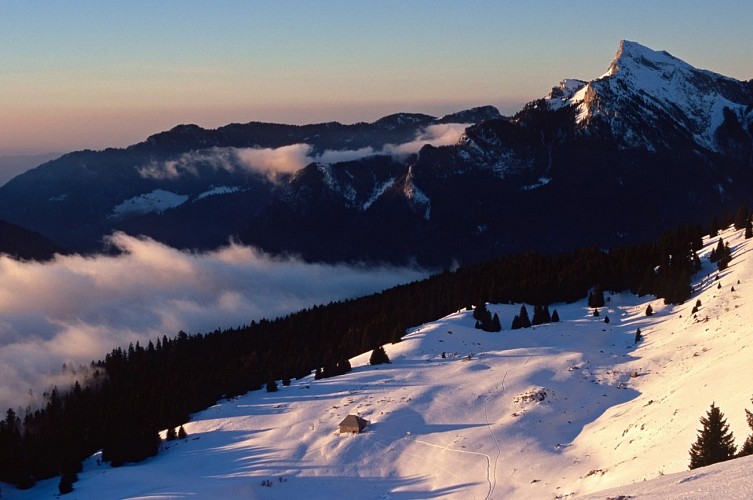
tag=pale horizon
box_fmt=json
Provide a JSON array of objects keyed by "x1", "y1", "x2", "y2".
[{"x1": 2, "y1": 1, "x2": 752, "y2": 156}]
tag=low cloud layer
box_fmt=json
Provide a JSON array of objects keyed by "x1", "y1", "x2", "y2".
[
  {"x1": 382, "y1": 123, "x2": 470, "y2": 156},
  {"x1": 234, "y1": 143, "x2": 314, "y2": 179},
  {"x1": 0, "y1": 233, "x2": 427, "y2": 411},
  {"x1": 138, "y1": 123, "x2": 470, "y2": 181}
]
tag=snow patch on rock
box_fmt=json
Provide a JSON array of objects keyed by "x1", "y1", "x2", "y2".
[{"x1": 111, "y1": 189, "x2": 189, "y2": 217}]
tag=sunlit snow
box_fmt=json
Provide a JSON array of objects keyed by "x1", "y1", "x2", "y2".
[{"x1": 6, "y1": 226, "x2": 753, "y2": 499}]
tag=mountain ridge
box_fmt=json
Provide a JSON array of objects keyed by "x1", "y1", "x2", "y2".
[{"x1": 0, "y1": 41, "x2": 750, "y2": 266}]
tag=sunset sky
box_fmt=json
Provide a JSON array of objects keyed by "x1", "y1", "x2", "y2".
[{"x1": 1, "y1": 1, "x2": 752, "y2": 154}]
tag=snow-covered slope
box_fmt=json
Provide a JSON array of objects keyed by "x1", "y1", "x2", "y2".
[
  {"x1": 5, "y1": 226, "x2": 753, "y2": 499},
  {"x1": 580, "y1": 453, "x2": 753, "y2": 500},
  {"x1": 547, "y1": 40, "x2": 753, "y2": 152}
]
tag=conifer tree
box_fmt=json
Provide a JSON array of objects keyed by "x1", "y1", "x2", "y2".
[
  {"x1": 337, "y1": 358, "x2": 352, "y2": 375},
  {"x1": 490, "y1": 313, "x2": 502, "y2": 332},
  {"x1": 532, "y1": 305, "x2": 544, "y2": 326},
  {"x1": 266, "y1": 378, "x2": 278, "y2": 392},
  {"x1": 718, "y1": 242, "x2": 732, "y2": 271},
  {"x1": 734, "y1": 204, "x2": 749, "y2": 230},
  {"x1": 738, "y1": 397, "x2": 753, "y2": 457},
  {"x1": 710, "y1": 238, "x2": 732, "y2": 270},
  {"x1": 473, "y1": 303, "x2": 494, "y2": 330},
  {"x1": 709, "y1": 216, "x2": 719, "y2": 237},
  {"x1": 369, "y1": 346, "x2": 390, "y2": 365},
  {"x1": 58, "y1": 472, "x2": 77, "y2": 495},
  {"x1": 551, "y1": 309, "x2": 560, "y2": 322},
  {"x1": 510, "y1": 315, "x2": 521, "y2": 330},
  {"x1": 645, "y1": 304, "x2": 654, "y2": 316},
  {"x1": 689, "y1": 403, "x2": 736, "y2": 469},
  {"x1": 473, "y1": 303, "x2": 488, "y2": 320},
  {"x1": 693, "y1": 251, "x2": 702, "y2": 271},
  {"x1": 178, "y1": 425, "x2": 187, "y2": 439},
  {"x1": 519, "y1": 306, "x2": 531, "y2": 328},
  {"x1": 165, "y1": 427, "x2": 177, "y2": 441},
  {"x1": 635, "y1": 328, "x2": 642, "y2": 344}
]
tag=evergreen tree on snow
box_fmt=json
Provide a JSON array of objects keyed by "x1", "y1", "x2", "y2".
[
  {"x1": 734, "y1": 204, "x2": 749, "y2": 230},
  {"x1": 689, "y1": 403, "x2": 737, "y2": 469},
  {"x1": 518, "y1": 306, "x2": 531, "y2": 328},
  {"x1": 473, "y1": 303, "x2": 491, "y2": 323},
  {"x1": 369, "y1": 346, "x2": 391, "y2": 365},
  {"x1": 738, "y1": 397, "x2": 753, "y2": 457},
  {"x1": 473, "y1": 303, "x2": 495, "y2": 331},
  {"x1": 532, "y1": 305, "x2": 545, "y2": 325},
  {"x1": 490, "y1": 313, "x2": 502, "y2": 332},
  {"x1": 165, "y1": 427, "x2": 177, "y2": 441},
  {"x1": 266, "y1": 377, "x2": 278, "y2": 392},
  {"x1": 709, "y1": 216, "x2": 719, "y2": 237},
  {"x1": 58, "y1": 472, "x2": 77, "y2": 495},
  {"x1": 551, "y1": 309, "x2": 560, "y2": 322},
  {"x1": 710, "y1": 238, "x2": 732, "y2": 270},
  {"x1": 510, "y1": 315, "x2": 521, "y2": 330},
  {"x1": 718, "y1": 241, "x2": 732, "y2": 271}
]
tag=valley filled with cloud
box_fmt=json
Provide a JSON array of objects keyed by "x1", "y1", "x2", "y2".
[{"x1": 0, "y1": 233, "x2": 427, "y2": 411}]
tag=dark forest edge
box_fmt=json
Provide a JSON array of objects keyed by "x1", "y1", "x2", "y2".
[{"x1": 0, "y1": 208, "x2": 750, "y2": 490}]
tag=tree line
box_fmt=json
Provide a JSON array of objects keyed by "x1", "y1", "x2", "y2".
[{"x1": 0, "y1": 221, "x2": 725, "y2": 490}]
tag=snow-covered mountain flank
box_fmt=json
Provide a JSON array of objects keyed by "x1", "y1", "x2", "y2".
[
  {"x1": 6, "y1": 224, "x2": 753, "y2": 499},
  {"x1": 0, "y1": 41, "x2": 750, "y2": 266},
  {"x1": 547, "y1": 40, "x2": 753, "y2": 153}
]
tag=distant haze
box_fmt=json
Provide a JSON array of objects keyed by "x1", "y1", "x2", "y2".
[
  {"x1": 1, "y1": 2, "x2": 751, "y2": 155},
  {"x1": 0, "y1": 234, "x2": 429, "y2": 411}
]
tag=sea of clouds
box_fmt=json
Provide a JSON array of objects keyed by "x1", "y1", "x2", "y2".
[
  {"x1": 0, "y1": 233, "x2": 428, "y2": 411},
  {"x1": 138, "y1": 123, "x2": 470, "y2": 181},
  {"x1": 0, "y1": 122, "x2": 467, "y2": 411}
]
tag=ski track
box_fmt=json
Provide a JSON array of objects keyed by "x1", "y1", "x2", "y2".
[{"x1": 411, "y1": 437, "x2": 486, "y2": 500}]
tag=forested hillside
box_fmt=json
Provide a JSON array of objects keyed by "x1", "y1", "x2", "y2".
[{"x1": 0, "y1": 219, "x2": 713, "y2": 488}]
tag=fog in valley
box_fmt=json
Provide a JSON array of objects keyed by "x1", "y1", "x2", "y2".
[{"x1": 0, "y1": 232, "x2": 428, "y2": 411}]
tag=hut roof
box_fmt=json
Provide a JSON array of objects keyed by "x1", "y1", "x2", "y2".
[{"x1": 339, "y1": 414, "x2": 368, "y2": 433}]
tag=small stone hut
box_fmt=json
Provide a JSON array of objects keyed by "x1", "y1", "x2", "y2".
[{"x1": 339, "y1": 414, "x2": 368, "y2": 434}]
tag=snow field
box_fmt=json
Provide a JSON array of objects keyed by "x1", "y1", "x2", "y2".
[{"x1": 5, "y1": 226, "x2": 753, "y2": 499}]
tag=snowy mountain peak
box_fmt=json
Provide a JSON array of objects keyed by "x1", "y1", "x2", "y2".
[
  {"x1": 604, "y1": 39, "x2": 689, "y2": 78},
  {"x1": 571, "y1": 40, "x2": 753, "y2": 153}
]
